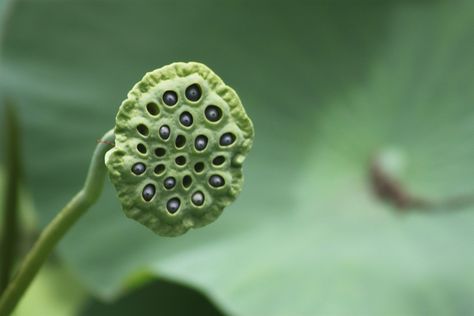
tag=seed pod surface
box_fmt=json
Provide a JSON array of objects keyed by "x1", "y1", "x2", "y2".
[{"x1": 105, "y1": 62, "x2": 254, "y2": 236}]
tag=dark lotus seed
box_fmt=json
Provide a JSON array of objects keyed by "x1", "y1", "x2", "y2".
[
  {"x1": 175, "y1": 135, "x2": 186, "y2": 148},
  {"x1": 179, "y1": 112, "x2": 193, "y2": 127},
  {"x1": 155, "y1": 147, "x2": 166, "y2": 157},
  {"x1": 154, "y1": 164, "x2": 165, "y2": 175},
  {"x1": 209, "y1": 175, "x2": 225, "y2": 188},
  {"x1": 205, "y1": 105, "x2": 222, "y2": 122},
  {"x1": 159, "y1": 125, "x2": 170, "y2": 140},
  {"x1": 175, "y1": 156, "x2": 186, "y2": 166},
  {"x1": 167, "y1": 198, "x2": 180, "y2": 214},
  {"x1": 137, "y1": 143, "x2": 147, "y2": 154},
  {"x1": 194, "y1": 135, "x2": 208, "y2": 151},
  {"x1": 137, "y1": 124, "x2": 149, "y2": 136},
  {"x1": 146, "y1": 102, "x2": 159, "y2": 116},
  {"x1": 219, "y1": 133, "x2": 236, "y2": 146},
  {"x1": 183, "y1": 175, "x2": 192, "y2": 188},
  {"x1": 164, "y1": 177, "x2": 176, "y2": 189},
  {"x1": 185, "y1": 84, "x2": 202, "y2": 102},
  {"x1": 163, "y1": 90, "x2": 178, "y2": 106},
  {"x1": 191, "y1": 191, "x2": 205, "y2": 206},
  {"x1": 194, "y1": 162, "x2": 204, "y2": 173},
  {"x1": 142, "y1": 184, "x2": 156, "y2": 201},
  {"x1": 212, "y1": 156, "x2": 225, "y2": 166},
  {"x1": 131, "y1": 162, "x2": 146, "y2": 175}
]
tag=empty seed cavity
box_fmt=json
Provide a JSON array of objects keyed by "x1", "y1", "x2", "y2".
[
  {"x1": 185, "y1": 84, "x2": 202, "y2": 102},
  {"x1": 155, "y1": 147, "x2": 166, "y2": 157},
  {"x1": 175, "y1": 135, "x2": 186, "y2": 148},
  {"x1": 179, "y1": 112, "x2": 193, "y2": 127},
  {"x1": 212, "y1": 156, "x2": 225, "y2": 166},
  {"x1": 205, "y1": 105, "x2": 222, "y2": 122},
  {"x1": 194, "y1": 162, "x2": 205, "y2": 173},
  {"x1": 167, "y1": 198, "x2": 181, "y2": 214},
  {"x1": 183, "y1": 175, "x2": 192, "y2": 188},
  {"x1": 175, "y1": 155, "x2": 187, "y2": 166},
  {"x1": 154, "y1": 164, "x2": 165, "y2": 175},
  {"x1": 163, "y1": 90, "x2": 178, "y2": 106},
  {"x1": 164, "y1": 177, "x2": 176, "y2": 190},
  {"x1": 137, "y1": 124, "x2": 149, "y2": 136},
  {"x1": 137, "y1": 143, "x2": 147, "y2": 154},
  {"x1": 220, "y1": 133, "x2": 236, "y2": 146},
  {"x1": 131, "y1": 162, "x2": 146, "y2": 175},
  {"x1": 159, "y1": 125, "x2": 170, "y2": 140},
  {"x1": 191, "y1": 191, "x2": 205, "y2": 206},
  {"x1": 209, "y1": 175, "x2": 225, "y2": 188},
  {"x1": 142, "y1": 184, "x2": 156, "y2": 201},
  {"x1": 146, "y1": 102, "x2": 159, "y2": 116},
  {"x1": 194, "y1": 135, "x2": 208, "y2": 151}
]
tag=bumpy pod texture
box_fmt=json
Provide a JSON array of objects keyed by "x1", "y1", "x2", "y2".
[{"x1": 105, "y1": 62, "x2": 254, "y2": 236}]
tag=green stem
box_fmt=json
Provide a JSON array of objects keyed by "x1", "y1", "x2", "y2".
[
  {"x1": 0, "y1": 129, "x2": 115, "y2": 316},
  {"x1": 0, "y1": 101, "x2": 21, "y2": 295},
  {"x1": 0, "y1": 0, "x2": 17, "y2": 57}
]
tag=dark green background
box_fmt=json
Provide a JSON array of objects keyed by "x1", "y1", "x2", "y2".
[{"x1": 1, "y1": 1, "x2": 474, "y2": 315}]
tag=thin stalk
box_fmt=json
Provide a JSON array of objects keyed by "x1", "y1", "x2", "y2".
[
  {"x1": 0, "y1": 129, "x2": 115, "y2": 316},
  {"x1": 371, "y1": 155, "x2": 474, "y2": 212},
  {"x1": 0, "y1": 101, "x2": 21, "y2": 295},
  {"x1": 0, "y1": 0, "x2": 17, "y2": 48}
]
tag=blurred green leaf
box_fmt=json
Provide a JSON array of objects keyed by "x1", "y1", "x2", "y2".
[
  {"x1": 80, "y1": 278, "x2": 223, "y2": 316},
  {"x1": 1, "y1": 2, "x2": 474, "y2": 315},
  {"x1": 14, "y1": 261, "x2": 86, "y2": 316}
]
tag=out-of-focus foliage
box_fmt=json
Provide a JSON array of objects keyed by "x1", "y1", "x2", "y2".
[
  {"x1": 14, "y1": 262, "x2": 86, "y2": 316},
  {"x1": 13, "y1": 261, "x2": 222, "y2": 316},
  {"x1": 1, "y1": 1, "x2": 474, "y2": 315},
  {"x1": 80, "y1": 278, "x2": 223, "y2": 316}
]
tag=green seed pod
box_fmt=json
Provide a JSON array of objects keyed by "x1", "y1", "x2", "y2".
[{"x1": 105, "y1": 62, "x2": 254, "y2": 236}]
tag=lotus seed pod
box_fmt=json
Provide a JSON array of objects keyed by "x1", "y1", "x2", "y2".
[{"x1": 105, "y1": 62, "x2": 254, "y2": 236}]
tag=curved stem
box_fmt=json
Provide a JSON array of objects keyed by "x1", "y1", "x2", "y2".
[{"x1": 0, "y1": 129, "x2": 115, "y2": 316}]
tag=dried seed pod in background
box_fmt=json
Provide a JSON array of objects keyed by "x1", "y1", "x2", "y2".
[{"x1": 105, "y1": 62, "x2": 254, "y2": 236}]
